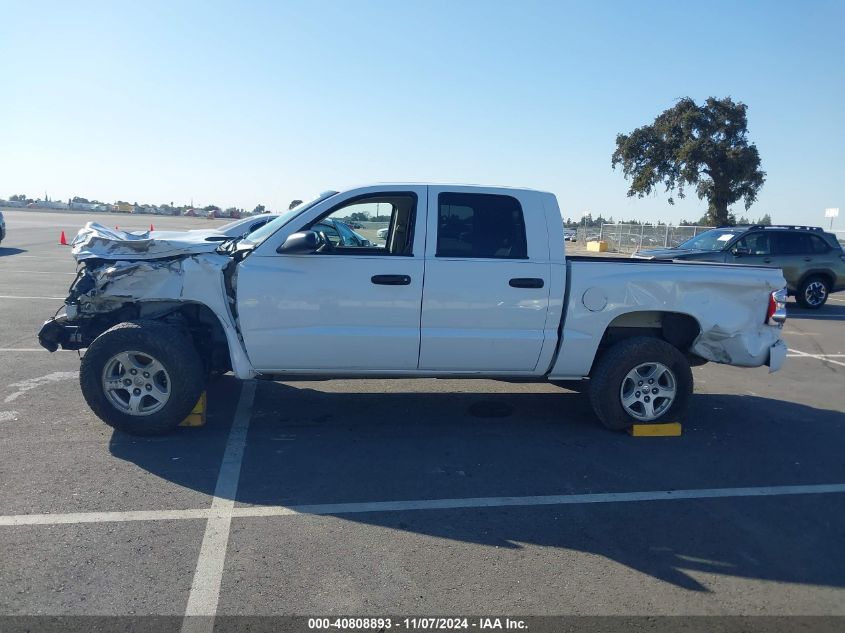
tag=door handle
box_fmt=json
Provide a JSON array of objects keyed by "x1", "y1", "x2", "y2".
[
  {"x1": 762, "y1": 258, "x2": 772, "y2": 263},
  {"x1": 803, "y1": 257, "x2": 812, "y2": 262},
  {"x1": 509, "y1": 277, "x2": 545, "y2": 289},
  {"x1": 371, "y1": 274, "x2": 411, "y2": 285}
]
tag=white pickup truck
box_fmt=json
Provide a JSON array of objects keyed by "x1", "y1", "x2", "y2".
[{"x1": 39, "y1": 184, "x2": 788, "y2": 435}]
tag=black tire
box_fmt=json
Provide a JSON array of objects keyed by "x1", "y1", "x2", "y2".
[
  {"x1": 589, "y1": 336, "x2": 693, "y2": 431},
  {"x1": 80, "y1": 320, "x2": 205, "y2": 435},
  {"x1": 796, "y1": 275, "x2": 830, "y2": 309}
]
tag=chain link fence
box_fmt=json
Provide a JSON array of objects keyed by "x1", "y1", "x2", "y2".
[{"x1": 592, "y1": 224, "x2": 708, "y2": 253}]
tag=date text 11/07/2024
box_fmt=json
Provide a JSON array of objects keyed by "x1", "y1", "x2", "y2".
[{"x1": 307, "y1": 617, "x2": 528, "y2": 630}]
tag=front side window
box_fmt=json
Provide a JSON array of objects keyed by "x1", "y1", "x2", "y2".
[
  {"x1": 436, "y1": 193, "x2": 527, "y2": 259},
  {"x1": 734, "y1": 232, "x2": 772, "y2": 255},
  {"x1": 304, "y1": 193, "x2": 417, "y2": 256}
]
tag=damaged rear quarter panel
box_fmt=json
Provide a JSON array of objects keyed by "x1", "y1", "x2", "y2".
[{"x1": 549, "y1": 260, "x2": 786, "y2": 378}]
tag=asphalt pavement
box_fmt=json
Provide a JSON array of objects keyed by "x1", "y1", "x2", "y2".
[{"x1": 0, "y1": 209, "x2": 843, "y2": 625}]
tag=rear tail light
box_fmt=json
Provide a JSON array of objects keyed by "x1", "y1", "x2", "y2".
[{"x1": 767, "y1": 288, "x2": 787, "y2": 325}]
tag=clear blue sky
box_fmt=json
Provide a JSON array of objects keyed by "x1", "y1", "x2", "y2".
[{"x1": 1, "y1": 0, "x2": 843, "y2": 225}]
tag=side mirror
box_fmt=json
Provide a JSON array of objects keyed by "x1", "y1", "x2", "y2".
[{"x1": 277, "y1": 230, "x2": 320, "y2": 254}]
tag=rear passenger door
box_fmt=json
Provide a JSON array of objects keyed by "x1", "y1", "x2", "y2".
[
  {"x1": 418, "y1": 188, "x2": 551, "y2": 372},
  {"x1": 771, "y1": 232, "x2": 813, "y2": 289}
]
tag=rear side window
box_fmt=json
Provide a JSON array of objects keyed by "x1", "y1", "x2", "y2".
[
  {"x1": 437, "y1": 193, "x2": 527, "y2": 259},
  {"x1": 809, "y1": 235, "x2": 831, "y2": 254},
  {"x1": 775, "y1": 232, "x2": 813, "y2": 255}
]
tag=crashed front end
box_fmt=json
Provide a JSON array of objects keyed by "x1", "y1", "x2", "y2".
[
  {"x1": 38, "y1": 222, "x2": 255, "y2": 378},
  {"x1": 39, "y1": 257, "x2": 211, "y2": 350}
]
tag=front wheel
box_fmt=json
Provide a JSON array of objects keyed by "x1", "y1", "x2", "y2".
[
  {"x1": 80, "y1": 321, "x2": 205, "y2": 435},
  {"x1": 589, "y1": 337, "x2": 693, "y2": 430}
]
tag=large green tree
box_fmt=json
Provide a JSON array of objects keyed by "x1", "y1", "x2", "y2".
[{"x1": 612, "y1": 97, "x2": 765, "y2": 226}]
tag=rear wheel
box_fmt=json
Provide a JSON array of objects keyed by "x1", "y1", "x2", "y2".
[
  {"x1": 589, "y1": 337, "x2": 693, "y2": 430},
  {"x1": 796, "y1": 275, "x2": 829, "y2": 309},
  {"x1": 80, "y1": 321, "x2": 205, "y2": 435}
]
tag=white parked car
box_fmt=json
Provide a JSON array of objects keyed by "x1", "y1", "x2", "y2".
[
  {"x1": 204, "y1": 214, "x2": 278, "y2": 239},
  {"x1": 145, "y1": 214, "x2": 278, "y2": 242},
  {"x1": 376, "y1": 226, "x2": 389, "y2": 240},
  {"x1": 40, "y1": 184, "x2": 787, "y2": 435}
]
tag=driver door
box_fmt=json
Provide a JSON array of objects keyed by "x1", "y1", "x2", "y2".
[{"x1": 236, "y1": 187, "x2": 427, "y2": 372}]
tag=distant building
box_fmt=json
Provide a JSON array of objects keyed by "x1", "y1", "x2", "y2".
[
  {"x1": 69, "y1": 201, "x2": 102, "y2": 211},
  {"x1": 32, "y1": 200, "x2": 69, "y2": 210}
]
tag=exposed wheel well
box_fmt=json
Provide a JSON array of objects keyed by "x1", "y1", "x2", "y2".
[
  {"x1": 594, "y1": 311, "x2": 704, "y2": 370},
  {"x1": 81, "y1": 301, "x2": 232, "y2": 376}
]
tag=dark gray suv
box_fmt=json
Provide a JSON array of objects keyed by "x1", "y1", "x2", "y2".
[{"x1": 634, "y1": 225, "x2": 845, "y2": 308}]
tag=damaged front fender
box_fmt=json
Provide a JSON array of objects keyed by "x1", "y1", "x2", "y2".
[
  {"x1": 52, "y1": 223, "x2": 258, "y2": 379},
  {"x1": 77, "y1": 253, "x2": 256, "y2": 379}
]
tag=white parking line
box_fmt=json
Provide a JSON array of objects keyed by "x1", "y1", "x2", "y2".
[
  {"x1": 0, "y1": 270, "x2": 76, "y2": 275},
  {"x1": 787, "y1": 353, "x2": 845, "y2": 357},
  {"x1": 788, "y1": 349, "x2": 845, "y2": 367},
  {"x1": 0, "y1": 255, "x2": 43, "y2": 258},
  {"x1": 0, "y1": 348, "x2": 75, "y2": 352},
  {"x1": 0, "y1": 295, "x2": 65, "y2": 300},
  {"x1": 1, "y1": 482, "x2": 844, "y2": 528},
  {"x1": 182, "y1": 380, "x2": 256, "y2": 633},
  {"x1": 4, "y1": 371, "x2": 79, "y2": 403},
  {"x1": 0, "y1": 508, "x2": 212, "y2": 526},
  {"x1": 232, "y1": 483, "x2": 845, "y2": 517}
]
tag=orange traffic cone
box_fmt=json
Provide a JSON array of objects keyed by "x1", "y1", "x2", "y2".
[
  {"x1": 150, "y1": 223, "x2": 155, "y2": 231},
  {"x1": 59, "y1": 231, "x2": 68, "y2": 246}
]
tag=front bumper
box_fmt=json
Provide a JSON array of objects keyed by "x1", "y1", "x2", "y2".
[{"x1": 38, "y1": 316, "x2": 84, "y2": 352}]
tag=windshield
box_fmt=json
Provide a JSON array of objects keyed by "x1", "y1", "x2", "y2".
[
  {"x1": 676, "y1": 228, "x2": 745, "y2": 251},
  {"x1": 239, "y1": 191, "x2": 339, "y2": 246}
]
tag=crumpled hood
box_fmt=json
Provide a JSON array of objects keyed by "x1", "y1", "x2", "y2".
[{"x1": 71, "y1": 222, "x2": 223, "y2": 261}]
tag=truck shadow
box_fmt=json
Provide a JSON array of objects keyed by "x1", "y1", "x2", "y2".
[
  {"x1": 0, "y1": 247, "x2": 27, "y2": 257},
  {"x1": 109, "y1": 377, "x2": 845, "y2": 592}
]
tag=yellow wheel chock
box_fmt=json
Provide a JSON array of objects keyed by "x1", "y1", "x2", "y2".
[{"x1": 179, "y1": 392, "x2": 207, "y2": 427}]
